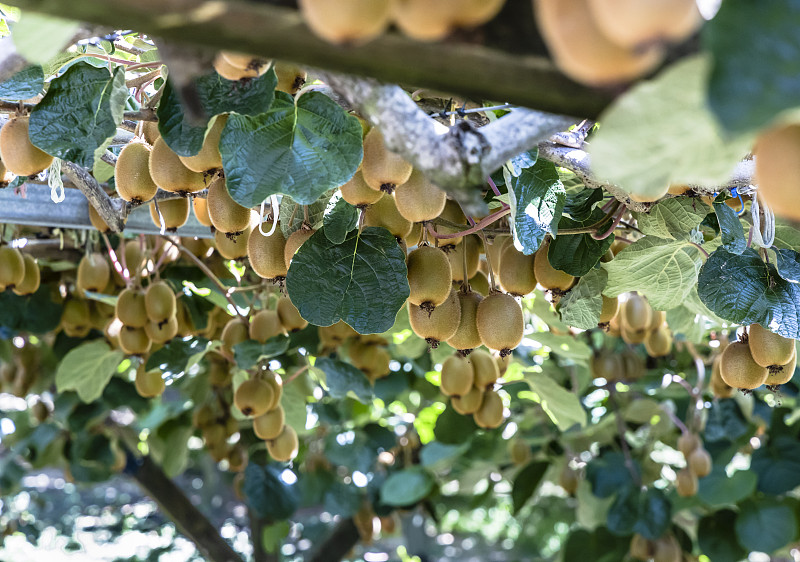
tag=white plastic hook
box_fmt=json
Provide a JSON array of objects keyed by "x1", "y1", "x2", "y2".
[
  {"x1": 48, "y1": 159, "x2": 64, "y2": 203},
  {"x1": 258, "y1": 195, "x2": 279, "y2": 237}
]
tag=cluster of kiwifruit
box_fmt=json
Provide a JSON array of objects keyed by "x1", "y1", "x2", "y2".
[
  {"x1": 0, "y1": 245, "x2": 40, "y2": 295},
  {"x1": 0, "y1": 113, "x2": 54, "y2": 177},
  {"x1": 193, "y1": 396, "x2": 247, "y2": 469},
  {"x1": 717, "y1": 324, "x2": 798, "y2": 392},
  {"x1": 608, "y1": 292, "x2": 673, "y2": 357},
  {"x1": 440, "y1": 349, "x2": 506, "y2": 428},
  {"x1": 674, "y1": 432, "x2": 711, "y2": 498},
  {"x1": 534, "y1": 0, "x2": 702, "y2": 86},
  {"x1": 629, "y1": 532, "x2": 686, "y2": 562},
  {"x1": 212, "y1": 52, "x2": 307, "y2": 95},
  {"x1": 297, "y1": 0, "x2": 505, "y2": 45},
  {"x1": 0, "y1": 339, "x2": 44, "y2": 398}
]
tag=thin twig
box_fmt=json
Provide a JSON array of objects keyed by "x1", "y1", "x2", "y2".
[{"x1": 427, "y1": 207, "x2": 510, "y2": 240}]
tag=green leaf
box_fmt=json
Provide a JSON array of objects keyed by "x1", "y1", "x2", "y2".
[
  {"x1": 12, "y1": 13, "x2": 79, "y2": 64},
  {"x1": 586, "y1": 452, "x2": 638, "y2": 499},
  {"x1": 315, "y1": 357, "x2": 373, "y2": 403},
  {"x1": 606, "y1": 485, "x2": 638, "y2": 536},
  {"x1": 380, "y1": 467, "x2": 434, "y2": 507},
  {"x1": 0, "y1": 65, "x2": 43, "y2": 100},
  {"x1": 261, "y1": 521, "x2": 290, "y2": 554},
  {"x1": 286, "y1": 228, "x2": 409, "y2": 334},
  {"x1": 505, "y1": 158, "x2": 565, "y2": 255},
  {"x1": 563, "y1": 528, "x2": 631, "y2": 562},
  {"x1": 511, "y1": 461, "x2": 548, "y2": 514},
  {"x1": 559, "y1": 269, "x2": 607, "y2": 330},
  {"x1": 589, "y1": 55, "x2": 754, "y2": 200},
  {"x1": 698, "y1": 467, "x2": 756, "y2": 507},
  {"x1": 635, "y1": 198, "x2": 708, "y2": 240},
  {"x1": 774, "y1": 223, "x2": 800, "y2": 252},
  {"x1": 156, "y1": 70, "x2": 276, "y2": 156},
  {"x1": 221, "y1": 91, "x2": 363, "y2": 207},
  {"x1": 244, "y1": 463, "x2": 299, "y2": 520},
  {"x1": 633, "y1": 488, "x2": 671, "y2": 540},
  {"x1": 773, "y1": 248, "x2": 800, "y2": 283},
  {"x1": 527, "y1": 332, "x2": 592, "y2": 361},
  {"x1": 563, "y1": 187, "x2": 602, "y2": 222},
  {"x1": 55, "y1": 341, "x2": 125, "y2": 403},
  {"x1": 279, "y1": 191, "x2": 333, "y2": 238},
  {"x1": 698, "y1": 510, "x2": 747, "y2": 562},
  {"x1": 323, "y1": 195, "x2": 358, "y2": 244},
  {"x1": 550, "y1": 211, "x2": 614, "y2": 276},
  {"x1": 146, "y1": 337, "x2": 210, "y2": 376},
  {"x1": 281, "y1": 375, "x2": 309, "y2": 436},
  {"x1": 0, "y1": 286, "x2": 61, "y2": 334},
  {"x1": 602, "y1": 237, "x2": 705, "y2": 311},
  {"x1": 751, "y1": 435, "x2": 800, "y2": 495},
  {"x1": 735, "y1": 498, "x2": 798, "y2": 554},
  {"x1": 434, "y1": 405, "x2": 478, "y2": 444},
  {"x1": 29, "y1": 62, "x2": 127, "y2": 168},
  {"x1": 149, "y1": 413, "x2": 193, "y2": 478},
  {"x1": 420, "y1": 441, "x2": 467, "y2": 470},
  {"x1": 233, "y1": 336, "x2": 290, "y2": 370},
  {"x1": 698, "y1": 248, "x2": 800, "y2": 339},
  {"x1": 526, "y1": 373, "x2": 587, "y2": 430},
  {"x1": 714, "y1": 198, "x2": 747, "y2": 255}
]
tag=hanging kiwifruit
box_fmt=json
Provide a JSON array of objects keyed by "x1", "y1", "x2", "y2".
[
  {"x1": 476, "y1": 292, "x2": 523, "y2": 355},
  {"x1": 266, "y1": 424, "x2": 299, "y2": 462},
  {"x1": 447, "y1": 290, "x2": 483, "y2": 351},
  {"x1": 406, "y1": 245, "x2": 452, "y2": 309},
  {"x1": 769, "y1": 347, "x2": 797, "y2": 386},
  {"x1": 394, "y1": 169, "x2": 447, "y2": 223},
  {"x1": 440, "y1": 354, "x2": 475, "y2": 396},
  {"x1": 509, "y1": 439, "x2": 532, "y2": 465},
  {"x1": 598, "y1": 295, "x2": 619, "y2": 325},
  {"x1": 61, "y1": 298, "x2": 91, "y2": 336},
  {"x1": 474, "y1": 389, "x2": 504, "y2": 429},
  {"x1": 77, "y1": 252, "x2": 111, "y2": 294},
  {"x1": 591, "y1": 350, "x2": 623, "y2": 382},
  {"x1": 148, "y1": 137, "x2": 209, "y2": 194},
  {"x1": 299, "y1": 0, "x2": 392, "y2": 44},
  {"x1": 361, "y1": 128, "x2": 413, "y2": 193},
  {"x1": 754, "y1": 124, "x2": 800, "y2": 220},
  {"x1": 622, "y1": 292, "x2": 652, "y2": 332},
  {"x1": 213, "y1": 53, "x2": 268, "y2": 81},
  {"x1": 340, "y1": 168, "x2": 384, "y2": 207},
  {"x1": 249, "y1": 309, "x2": 285, "y2": 343},
  {"x1": 253, "y1": 406, "x2": 286, "y2": 440},
  {"x1": 119, "y1": 325, "x2": 152, "y2": 355},
  {"x1": 559, "y1": 465, "x2": 580, "y2": 495},
  {"x1": 498, "y1": 243, "x2": 536, "y2": 296},
  {"x1": 150, "y1": 197, "x2": 190, "y2": 231},
  {"x1": 648, "y1": 309, "x2": 666, "y2": 332},
  {"x1": 193, "y1": 197, "x2": 212, "y2": 227},
  {"x1": 391, "y1": 0, "x2": 459, "y2": 41},
  {"x1": 470, "y1": 348, "x2": 500, "y2": 389},
  {"x1": 351, "y1": 343, "x2": 391, "y2": 380},
  {"x1": 247, "y1": 221, "x2": 288, "y2": 279},
  {"x1": 644, "y1": 325, "x2": 673, "y2": 357},
  {"x1": 435, "y1": 199, "x2": 468, "y2": 247},
  {"x1": 215, "y1": 218, "x2": 254, "y2": 260},
  {"x1": 221, "y1": 317, "x2": 250, "y2": 355},
  {"x1": 719, "y1": 341, "x2": 768, "y2": 390},
  {"x1": 533, "y1": 238, "x2": 576, "y2": 292},
  {"x1": 630, "y1": 534, "x2": 655, "y2": 561},
  {"x1": 748, "y1": 323, "x2": 796, "y2": 369},
  {"x1": 687, "y1": 446, "x2": 712, "y2": 478},
  {"x1": 469, "y1": 271, "x2": 490, "y2": 297},
  {"x1": 116, "y1": 288, "x2": 148, "y2": 328},
  {"x1": 710, "y1": 353, "x2": 734, "y2": 398},
  {"x1": 207, "y1": 177, "x2": 252, "y2": 234},
  {"x1": 145, "y1": 281, "x2": 176, "y2": 325},
  {"x1": 12, "y1": 254, "x2": 40, "y2": 296},
  {"x1": 675, "y1": 467, "x2": 698, "y2": 497},
  {"x1": 318, "y1": 320, "x2": 358, "y2": 348},
  {"x1": 275, "y1": 63, "x2": 307, "y2": 95},
  {"x1": 0, "y1": 246, "x2": 26, "y2": 290},
  {"x1": 451, "y1": 385, "x2": 484, "y2": 415},
  {"x1": 447, "y1": 234, "x2": 482, "y2": 282},
  {"x1": 277, "y1": 296, "x2": 308, "y2": 332},
  {"x1": 586, "y1": 0, "x2": 702, "y2": 50},
  {"x1": 142, "y1": 120, "x2": 160, "y2": 145},
  {"x1": 677, "y1": 432, "x2": 700, "y2": 458},
  {"x1": 362, "y1": 194, "x2": 413, "y2": 239},
  {"x1": 179, "y1": 115, "x2": 227, "y2": 173},
  {"x1": 135, "y1": 365, "x2": 166, "y2": 398},
  {"x1": 0, "y1": 115, "x2": 53, "y2": 176},
  {"x1": 234, "y1": 378, "x2": 275, "y2": 417},
  {"x1": 115, "y1": 141, "x2": 159, "y2": 203},
  {"x1": 145, "y1": 316, "x2": 179, "y2": 344},
  {"x1": 408, "y1": 287, "x2": 461, "y2": 347},
  {"x1": 88, "y1": 203, "x2": 112, "y2": 233},
  {"x1": 220, "y1": 51, "x2": 270, "y2": 71}
]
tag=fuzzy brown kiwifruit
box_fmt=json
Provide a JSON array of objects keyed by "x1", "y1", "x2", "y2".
[
  {"x1": 677, "y1": 432, "x2": 700, "y2": 458},
  {"x1": 406, "y1": 245, "x2": 452, "y2": 309},
  {"x1": 12, "y1": 254, "x2": 40, "y2": 296},
  {"x1": 469, "y1": 348, "x2": 500, "y2": 389},
  {"x1": 675, "y1": 467, "x2": 697, "y2": 497},
  {"x1": 362, "y1": 194, "x2": 413, "y2": 239},
  {"x1": 769, "y1": 347, "x2": 797, "y2": 386},
  {"x1": 249, "y1": 309, "x2": 285, "y2": 343},
  {"x1": 253, "y1": 405, "x2": 286, "y2": 440},
  {"x1": 0, "y1": 246, "x2": 25, "y2": 290},
  {"x1": 247, "y1": 221, "x2": 288, "y2": 279},
  {"x1": 220, "y1": 51, "x2": 270, "y2": 71},
  {"x1": 408, "y1": 287, "x2": 461, "y2": 347},
  {"x1": 361, "y1": 128, "x2": 413, "y2": 193},
  {"x1": 748, "y1": 323, "x2": 796, "y2": 369},
  {"x1": 135, "y1": 365, "x2": 165, "y2": 398},
  {"x1": 61, "y1": 298, "x2": 91, "y2": 334},
  {"x1": 394, "y1": 169, "x2": 447, "y2": 223},
  {"x1": 299, "y1": 0, "x2": 392, "y2": 44},
  {"x1": 446, "y1": 290, "x2": 483, "y2": 351},
  {"x1": 115, "y1": 141, "x2": 159, "y2": 203},
  {"x1": 350, "y1": 341, "x2": 391, "y2": 380},
  {"x1": 533, "y1": 238, "x2": 575, "y2": 292},
  {"x1": 653, "y1": 535, "x2": 682, "y2": 562},
  {"x1": 754, "y1": 124, "x2": 800, "y2": 221},
  {"x1": 622, "y1": 293, "x2": 652, "y2": 332},
  {"x1": 719, "y1": 341, "x2": 768, "y2": 390},
  {"x1": 559, "y1": 464, "x2": 580, "y2": 495},
  {"x1": 179, "y1": 115, "x2": 227, "y2": 173},
  {"x1": 440, "y1": 354, "x2": 475, "y2": 396},
  {"x1": 88, "y1": 203, "x2": 113, "y2": 233},
  {"x1": 447, "y1": 234, "x2": 482, "y2": 282},
  {"x1": 0, "y1": 115, "x2": 53, "y2": 176},
  {"x1": 598, "y1": 295, "x2": 619, "y2": 324},
  {"x1": 145, "y1": 281, "x2": 176, "y2": 325},
  {"x1": 77, "y1": 252, "x2": 111, "y2": 294},
  {"x1": 207, "y1": 177, "x2": 252, "y2": 234},
  {"x1": 340, "y1": 168, "x2": 384, "y2": 207},
  {"x1": 142, "y1": 120, "x2": 160, "y2": 145},
  {"x1": 590, "y1": 350, "x2": 623, "y2": 382},
  {"x1": 150, "y1": 197, "x2": 190, "y2": 231},
  {"x1": 213, "y1": 53, "x2": 268, "y2": 81},
  {"x1": 221, "y1": 317, "x2": 250, "y2": 355},
  {"x1": 497, "y1": 243, "x2": 536, "y2": 296},
  {"x1": 234, "y1": 378, "x2": 274, "y2": 418},
  {"x1": 318, "y1": 320, "x2": 358, "y2": 348},
  {"x1": 116, "y1": 288, "x2": 148, "y2": 328},
  {"x1": 469, "y1": 271, "x2": 490, "y2": 297},
  {"x1": 277, "y1": 296, "x2": 308, "y2": 332},
  {"x1": 284, "y1": 228, "x2": 315, "y2": 269},
  {"x1": 586, "y1": 0, "x2": 702, "y2": 50},
  {"x1": 275, "y1": 63, "x2": 307, "y2": 95},
  {"x1": 145, "y1": 316, "x2": 179, "y2": 344},
  {"x1": 192, "y1": 196, "x2": 212, "y2": 227},
  {"x1": 644, "y1": 325, "x2": 673, "y2": 357},
  {"x1": 687, "y1": 446, "x2": 711, "y2": 478},
  {"x1": 215, "y1": 218, "x2": 254, "y2": 259},
  {"x1": 647, "y1": 309, "x2": 667, "y2": 332},
  {"x1": 710, "y1": 353, "x2": 734, "y2": 398},
  {"x1": 391, "y1": 0, "x2": 458, "y2": 41},
  {"x1": 451, "y1": 385, "x2": 484, "y2": 415},
  {"x1": 266, "y1": 424, "x2": 299, "y2": 462},
  {"x1": 476, "y1": 292, "x2": 523, "y2": 355},
  {"x1": 119, "y1": 325, "x2": 152, "y2": 355},
  {"x1": 148, "y1": 137, "x2": 209, "y2": 194},
  {"x1": 473, "y1": 389, "x2": 504, "y2": 428}
]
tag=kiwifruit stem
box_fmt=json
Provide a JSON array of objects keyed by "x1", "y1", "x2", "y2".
[{"x1": 101, "y1": 232, "x2": 131, "y2": 287}]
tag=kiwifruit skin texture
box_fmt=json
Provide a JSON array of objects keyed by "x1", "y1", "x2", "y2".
[
  {"x1": 748, "y1": 323, "x2": 796, "y2": 367},
  {"x1": 451, "y1": 385, "x2": 484, "y2": 415},
  {"x1": 12, "y1": 254, "x2": 40, "y2": 296},
  {"x1": 0, "y1": 116, "x2": 53, "y2": 176},
  {"x1": 299, "y1": 0, "x2": 392, "y2": 44},
  {"x1": 675, "y1": 467, "x2": 697, "y2": 497},
  {"x1": 249, "y1": 309, "x2": 285, "y2": 343},
  {"x1": 116, "y1": 142, "x2": 158, "y2": 202},
  {"x1": 213, "y1": 54, "x2": 266, "y2": 81},
  {"x1": 474, "y1": 389, "x2": 504, "y2": 428},
  {"x1": 440, "y1": 354, "x2": 475, "y2": 396},
  {"x1": 145, "y1": 281, "x2": 176, "y2": 324},
  {"x1": 193, "y1": 197, "x2": 212, "y2": 227},
  {"x1": 644, "y1": 325, "x2": 672, "y2": 357},
  {"x1": 215, "y1": 223, "x2": 252, "y2": 260},
  {"x1": 770, "y1": 348, "x2": 797, "y2": 385},
  {"x1": 340, "y1": 169, "x2": 384, "y2": 206},
  {"x1": 77, "y1": 253, "x2": 110, "y2": 293},
  {"x1": 283, "y1": 229, "x2": 315, "y2": 269},
  {"x1": 179, "y1": 115, "x2": 227, "y2": 172},
  {"x1": 263, "y1": 372, "x2": 284, "y2": 411},
  {"x1": 408, "y1": 287, "x2": 461, "y2": 344},
  {"x1": 534, "y1": 239, "x2": 576, "y2": 292},
  {"x1": 145, "y1": 316, "x2": 178, "y2": 344},
  {"x1": 116, "y1": 288, "x2": 148, "y2": 328},
  {"x1": 447, "y1": 290, "x2": 483, "y2": 351},
  {"x1": 135, "y1": 367, "x2": 165, "y2": 398},
  {"x1": 267, "y1": 424, "x2": 299, "y2": 462},
  {"x1": 394, "y1": 169, "x2": 447, "y2": 222},
  {"x1": 754, "y1": 124, "x2": 800, "y2": 220},
  {"x1": 253, "y1": 406, "x2": 285, "y2": 440},
  {"x1": 150, "y1": 197, "x2": 190, "y2": 230},
  {"x1": 407, "y1": 245, "x2": 452, "y2": 307},
  {"x1": 587, "y1": 0, "x2": 702, "y2": 50},
  {"x1": 149, "y1": 137, "x2": 208, "y2": 194},
  {"x1": 361, "y1": 128, "x2": 413, "y2": 192},
  {"x1": 275, "y1": 63, "x2": 307, "y2": 95},
  {"x1": 207, "y1": 177, "x2": 252, "y2": 233},
  {"x1": 622, "y1": 293, "x2": 652, "y2": 332},
  {"x1": 119, "y1": 325, "x2": 152, "y2": 355},
  {"x1": 476, "y1": 292, "x2": 524, "y2": 352},
  {"x1": 448, "y1": 234, "x2": 482, "y2": 282},
  {"x1": 498, "y1": 244, "x2": 537, "y2": 296},
  {"x1": 235, "y1": 378, "x2": 274, "y2": 417},
  {"x1": 0, "y1": 246, "x2": 25, "y2": 289},
  {"x1": 719, "y1": 341, "x2": 768, "y2": 390},
  {"x1": 687, "y1": 447, "x2": 712, "y2": 477},
  {"x1": 470, "y1": 348, "x2": 500, "y2": 389},
  {"x1": 277, "y1": 296, "x2": 308, "y2": 332},
  {"x1": 222, "y1": 318, "x2": 250, "y2": 354},
  {"x1": 89, "y1": 204, "x2": 112, "y2": 233},
  {"x1": 248, "y1": 221, "x2": 288, "y2": 279},
  {"x1": 361, "y1": 195, "x2": 413, "y2": 239}
]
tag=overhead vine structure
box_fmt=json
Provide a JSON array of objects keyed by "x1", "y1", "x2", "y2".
[{"x1": 1, "y1": 1, "x2": 800, "y2": 561}]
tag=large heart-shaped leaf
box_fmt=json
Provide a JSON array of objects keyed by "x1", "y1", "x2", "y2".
[
  {"x1": 55, "y1": 340, "x2": 125, "y2": 403},
  {"x1": 505, "y1": 158, "x2": 565, "y2": 255}
]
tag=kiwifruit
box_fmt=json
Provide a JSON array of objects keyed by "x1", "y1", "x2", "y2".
[
  {"x1": 590, "y1": 350, "x2": 623, "y2": 382},
  {"x1": 469, "y1": 271, "x2": 490, "y2": 297},
  {"x1": 351, "y1": 343, "x2": 391, "y2": 380},
  {"x1": 630, "y1": 534, "x2": 655, "y2": 561},
  {"x1": 453, "y1": 0, "x2": 506, "y2": 26},
  {"x1": 213, "y1": 53, "x2": 268, "y2": 81},
  {"x1": 498, "y1": 243, "x2": 536, "y2": 296},
  {"x1": 221, "y1": 317, "x2": 250, "y2": 355},
  {"x1": 318, "y1": 320, "x2": 358, "y2": 348},
  {"x1": 621, "y1": 321, "x2": 647, "y2": 346},
  {"x1": 391, "y1": 0, "x2": 459, "y2": 41},
  {"x1": 495, "y1": 351, "x2": 511, "y2": 377},
  {"x1": 361, "y1": 128, "x2": 413, "y2": 193},
  {"x1": 116, "y1": 288, "x2": 148, "y2": 328},
  {"x1": 476, "y1": 292, "x2": 523, "y2": 355},
  {"x1": 644, "y1": 325, "x2": 672, "y2": 357},
  {"x1": 362, "y1": 195, "x2": 413, "y2": 239},
  {"x1": 145, "y1": 316, "x2": 179, "y2": 344},
  {"x1": 148, "y1": 137, "x2": 209, "y2": 194},
  {"x1": 263, "y1": 371, "x2": 284, "y2": 410},
  {"x1": 653, "y1": 535, "x2": 682, "y2": 562},
  {"x1": 534, "y1": 0, "x2": 664, "y2": 87},
  {"x1": 253, "y1": 405, "x2": 286, "y2": 440},
  {"x1": 181, "y1": 236, "x2": 211, "y2": 260},
  {"x1": 753, "y1": 124, "x2": 800, "y2": 220},
  {"x1": 720, "y1": 341, "x2": 768, "y2": 389},
  {"x1": 277, "y1": 296, "x2": 308, "y2": 332},
  {"x1": 675, "y1": 467, "x2": 697, "y2": 497},
  {"x1": 32, "y1": 400, "x2": 49, "y2": 423},
  {"x1": 179, "y1": 115, "x2": 227, "y2": 173},
  {"x1": 509, "y1": 439, "x2": 532, "y2": 465},
  {"x1": 247, "y1": 221, "x2": 288, "y2": 279},
  {"x1": 629, "y1": 184, "x2": 669, "y2": 203},
  {"x1": 77, "y1": 252, "x2": 110, "y2": 293},
  {"x1": 710, "y1": 353, "x2": 734, "y2": 398},
  {"x1": 620, "y1": 349, "x2": 645, "y2": 381},
  {"x1": 207, "y1": 177, "x2": 252, "y2": 234},
  {"x1": 435, "y1": 199, "x2": 468, "y2": 247},
  {"x1": 622, "y1": 293, "x2": 652, "y2": 332},
  {"x1": 769, "y1": 347, "x2": 797, "y2": 386},
  {"x1": 0, "y1": 246, "x2": 25, "y2": 290},
  {"x1": 119, "y1": 325, "x2": 152, "y2": 355},
  {"x1": 748, "y1": 323, "x2": 796, "y2": 368},
  {"x1": 598, "y1": 295, "x2": 619, "y2": 324},
  {"x1": 193, "y1": 197, "x2": 212, "y2": 227},
  {"x1": 470, "y1": 348, "x2": 500, "y2": 389},
  {"x1": 474, "y1": 389, "x2": 504, "y2": 428},
  {"x1": 234, "y1": 378, "x2": 275, "y2": 417},
  {"x1": 61, "y1": 298, "x2": 91, "y2": 332},
  {"x1": 89, "y1": 300, "x2": 114, "y2": 331},
  {"x1": 406, "y1": 245, "x2": 452, "y2": 309},
  {"x1": 115, "y1": 141, "x2": 158, "y2": 203},
  {"x1": 299, "y1": 0, "x2": 392, "y2": 44},
  {"x1": 340, "y1": 168, "x2": 384, "y2": 207},
  {"x1": 142, "y1": 120, "x2": 160, "y2": 145},
  {"x1": 587, "y1": 0, "x2": 702, "y2": 50},
  {"x1": 394, "y1": 169, "x2": 447, "y2": 223},
  {"x1": 677, "y1": 432, "x2": 700, "y2": 458},
  {"x1": 12, "y1": 254, "x2": 40, "y2": 296},
  {"x1": 534, "y1": 239, "x2": 575, "y2": 292},
  {"x1": 559, "y1": 465, "x2": 579, "y2": 495},
  {"x1": 150, "y1": 197, "x2": 190, "y2": 231},
  {"x1": 205, "y1": 354, "x2": 232, "y2": 387},
  {"x1": 215, "y1": 219, "x2": 254, "y2": 260},
  {"x1": 440, "y1": 354, "x2": 475, "y2": 396},
  {"x1": 266, "y1": 424, "x2": 299, "y2": 462},
  {"x1": 667, "y1": 183, "x2": 693, "y2": 196},
  {"x1": 447, "y1": 290, "x2": 483, "y2": 351},
  {"x1": 451, "y1": 385, "x2": 484, "y2": 414},
  {"x1": 88, "y1": 203, "x2": 113, "y2": 233},
  {"x1": 122, "y1": 239, "x2": 144, "y2": 276},
  {"x1": 275, "y1": 63, "x2": 307, "y2": 95},
  {"x1": 408, "y1": 287, "x2": 461, "y2": 347},
  {"x1": 648, "y1": 309, "x2": 667, "y2": 332},
  {"x1": 284, "y1": 228, "x2": 315, "y2": 269},
  {"x1": 0, "y1": 115, "x2": 53, "y2": 176},
  {"x1": 135, "y1": 365, "x2": 165, "y2": 398},
  {"x1": 687, "y1": 446, "x2": 711, "y2": 477},
  {"x1": 145, "y1": 281, "x2": 176, "y2": 325},
  {"x1": 447, "y1": 234, "x2": 482, "y2": 282},
  {"x1": 249, "y1": 309, "x2": 285, "y2": 343}
]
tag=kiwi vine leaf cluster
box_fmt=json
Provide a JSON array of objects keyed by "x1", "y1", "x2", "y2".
[{"x1": 1, "y1": 0, "x2": 800, "y2": 561}]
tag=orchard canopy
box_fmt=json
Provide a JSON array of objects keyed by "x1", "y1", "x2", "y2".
[{"x1": 2, "y1": 1, "x2": 800, "y2": 561}]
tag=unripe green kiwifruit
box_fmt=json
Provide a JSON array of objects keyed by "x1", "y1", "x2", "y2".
[
  {"x1": 394, "y1": 169, "x2": 447, "y2": 222},
  {"x1": 498, "y1": 243, "x2": 536, "y2": 296},
  {"x1": 215, "y1": 219, "x2": 254, "y2": 260},
  {"x1": 676, "y1": 467, "x2": 697, "y2": 497},
  {"x1": 687, "y1": 446, "x2": 711, "y2": 478},
  {"x1": 207, "y1": 177, "x2": 252, "y2": 234},
  {"x1": 534, "y1": 239, "x2": 575, "y2": 292},
  {"x1": 0, "y1": 246, "x2": 25, "y2": 290},
  {"x1": 470, "y1": 348, "x2": 500, "y2": 389},
  {"x1": 653, "y1": 535, "x2": 682, "y2": 562},
  {"x1": 234, "y1": 378, "x2": 275, "y2": 417},
  {"x1": 179, "y1": 114, "x2": 227, "y2": 173},
  {"x1": 644, "y1": 325, "x2": 672, "y2": 357},
  {"x1": 249, "y1": 309, "x2": 285, "y2": 343},
  {"x1": 630, "y1": 533, "x2": 655, "y2": 561},
  {"x1": 77, "y1": 252, "x2": 110, "y2": 294},
  {"x1": 406, "y1": 245, "x2": 452, "y2": 309},
  {"x1": 340, "y1": 168, "x2": 384, "y2": 207},
  {"x1": 221, "y1": 317, "x2": 249, "y2": 355},
  {"x1": 440, "y1": 354, "x2": 475, "y2": 396},
  {"x1": 284, "y1": 228, "x2": 315, "y2": 269},
  {"x1": 361, "y1": 128, "x2": 413, "y2": 193},
  {"x1": 597, "y1": 295, "x2": 619, "y2": 325},
  {"x1": 277, "y1": 296, "x2": 308, "y2": 332},
  {"x1": 447, "y1": 290, "x2": 483, "y2": 351},
  {"x1": 119, "y1": 325, "x2": 152, "y2": 355},
  {"x1": 447, "y1": 234, "x2": 482, "y2": 282},
  {"x1": 0, "y1": 115, "x2": 53, "y2": 176},
  {"x1": 408, "y1": 287, "x2": 461, "y2": 347},
  {"x1": 476, "y1": 292, "x2": 523, "y2": 354},
  {"x1": 253, "y1": 406, "x2": 286, "y2": 440},
  {"x1": 622, "y1": 293, "x2": 652, "y2": 332},
  {"x1": 213, "y1": 53, "x2": 268, "y2": 81},
  {"x1": 559, "y1": 465, "x2": 579, "y2": 495},
  {"x1": 435, "y1": 199, "x2": 468, "y2": 247},
  {"x1": 145, "y1": 281, "x2": 176, "y2": 325},
  {"x1": 474, "y1": 389, "x2": 504, "y2": 428},
  {"x1": 710, "y1": 353, "x2": 734, "y2": 398},
  {"x1": 247, "y1": 221, "x2": 288, "y2": 279},
  {"x1": 351, "y1": 342, "x2": 391, "y2": 380},
  {"x1": 135, "y1": 365, "x2": 165, "y2": 398},
  {"x1": 12, "y1": 254, "x2": 40, "y2": 296},
  {"x1": 586, "y1": 0, "x2": 702, "y2": 50},
  {"x1": 510, "y1": 439, "x2": 532, "y2": 465},
  {"x1": 362, "y1": 195, "x2": 413, "y2": 239},
  {"x1": 116, "y1": 288, "x2": 148, "y2": 328},
  {"x1": 145, "y1": 316, "x2": 178, "y2": 344},
  {"x1": 719, "y1": 341, "x2": 768, "y2": 390},
  {"x1": 769, "y1": 347, "x2": 797, "y2": 386},
  {"x1": 88, "y1": 203, "x2": 112, "y2": 233},
  {"x1": 267, "y1": 424, "x2": 299, "y2": 462},
  {"x1": 275, "y1": 63, "x2": 307, "y2": 95},
  {"x1": 753, "y1": 124, "x2": 800, "y2": 220},
  {"x1": 299, "y1": 0, "x2": 392, "y2": 44},
  {"x1": 150, "y1": 197, "x2": 190, "y2": 231},
  {"x1": 115, "y1": 141, "x2": 158, "y2": 203},
  {"x1": 748, "y1": 323, "x2": 796, "y2": 368},
  {"x1": 148, "y1": 137, "x2": 209, "y2": 194},
  {"x1": 193, "y1": 196, "x2": 212, "y2": 227},
  {"x1": 451, "y1": 385, "x2": 483, "y2": 414}
]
